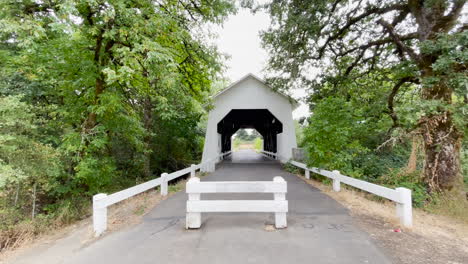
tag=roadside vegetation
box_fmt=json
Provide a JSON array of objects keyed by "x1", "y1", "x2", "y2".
[
  {"x1": 263, "y1": 0, "x2": 467, "y2": 220},
  {"x1": 0, "y1": 0, "x2": 236, "y2": 253}
]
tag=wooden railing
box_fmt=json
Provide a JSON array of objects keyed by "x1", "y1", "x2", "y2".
[
  {"x1": 185, "y1": 176, "x2": 288, "y2": 229},
  {"x1": 259, "y1": 151, "x2": 413, "y2": 227},
  {"x1": 92, "y1": 151, "x2": 231, "y2": 237}
]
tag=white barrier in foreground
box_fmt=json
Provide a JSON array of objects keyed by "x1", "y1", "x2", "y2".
[
  {"x1": 93, "y1": 152, "x2": 231, "y2": 237},
  {"x1": 186, "y1": 176, "x2": 288, "y2": 229},
  {"x1": 287, "y1": 160, "x2": 413, "y2": 228}
]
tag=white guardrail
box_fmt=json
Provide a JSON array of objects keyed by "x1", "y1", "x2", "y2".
[
  {"x1": 185, "y1": 176, "x2": 288, "y2": 229},
  {"x1": 260, "y1": 151, "x2": 412, "y2": 228},
  {"x1": 92, "y1": 151, "x2": 232, "y2": 237}
]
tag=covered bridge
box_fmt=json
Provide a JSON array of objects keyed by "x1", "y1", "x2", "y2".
[{"x1": 201, "y1": 74, "x2": 298, "y2": 167}]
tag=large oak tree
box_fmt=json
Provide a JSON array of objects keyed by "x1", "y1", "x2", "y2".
[{"x1": 261, "y1": 0, "x2": 467, "y2": 192}]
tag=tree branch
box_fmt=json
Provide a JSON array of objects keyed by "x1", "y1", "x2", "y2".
[
  {"x1": 387, "y1": 76, "x2": 419, "y2": 129},
  {"x1": 336, "y1": 32, "x2": 418, "y2": 58},
  {"x1": 378, "y1": 19, "x2": 422, "y2": 66},
  {"x1": 317, "y1": 3, "x2": 408, "y2": 58},
  {"x1": 433, "y1": 0, "x2": 466, "y2": 33}
]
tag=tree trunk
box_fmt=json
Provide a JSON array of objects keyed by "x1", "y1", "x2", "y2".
[
  {"x1": 406, "y1": 136, "x2": 419, "y2": 174},
  {"x1": 142, "y1": 96, "x2": 153, "y2": 178},
  {"x1": 420, "y1": 111, "x2": 462, "y2": 192},
  {"x1": 31, "y1": 183, "x2": 37, "y2": 219},
  {"x1": 14, "y1": 183, "x2": 20, "y2": 207},
  {"x1": 419, "y1": 69, "x2": 463, "y2": 191},
  {"x1": 82, "y1": 77, "x2": 104, "y2": 132}
]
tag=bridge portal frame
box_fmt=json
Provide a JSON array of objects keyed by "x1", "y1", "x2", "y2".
[{"x1": 201, "y1": 73, "x2": 298, "y2": 170}]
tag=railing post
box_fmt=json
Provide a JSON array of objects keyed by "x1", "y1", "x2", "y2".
[
  {"x1": 396, "y1": 187, "x2": 412, "y2": 228},
  {"x1": 93, "y1": 193, "x2": 108, "y2": 237},
  {"x1": 190, "y1": 164, "x2": 196, "y2": 178},
  {"x1": 161, "y1": 173, "x2": 168, "y2": 196},
  {"x1": 211, "y1": 160, "x2": 216, "y2": 172},
  {"x1": 332, "y1": 170, "x2": 341, "y2": 192},
  {"x1": 186, "y1": 177, "x2": 201, "y2": 229},
  {"x1": 273, "y1": 176, "x2": 287, "y2": 228},
  {"x1": 305, "y1": 169, "x2": 310, "y2": 180}
]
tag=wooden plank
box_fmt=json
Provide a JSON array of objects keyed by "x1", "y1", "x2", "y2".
[
  {"x1": 187, "y1": 200, "x2": 288, "y2": 213},
  {"x1": 167, "y1": 166, "x2": 193, "y2": 181},
  {"x1": 289, "y1": 160, "x2": 400, "y2": 203},
  {"x1": 289, "y1": 160, "x2": 307, "y2": 169},
  {"x1": 186, "y1": 181, "x2": 287, "y2": 194},
  {"x1": 261, "y1": 150, "x2": 277, "y2": 156},
  {"x1": 338, "y1": 174, "x2": 401, "y2": 203},
  {"x1": 105, "y1": 178, "x2": 162, "y2": 206}
]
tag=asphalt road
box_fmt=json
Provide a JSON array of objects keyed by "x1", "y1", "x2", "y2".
[{"x1": 39, "y1": 150, "x2": 393, "y2": 264}]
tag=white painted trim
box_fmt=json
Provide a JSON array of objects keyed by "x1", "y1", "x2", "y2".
[
  {"x1": 288, "y1": 160, "x2": 413, "y2": 228},
  {"x1": 260, "y1": 150, "x2": 281, "y2": 161},
  {"x1": 212, "y1": 73, "x2": 299, "y2": 109},
  {"x1": 185, "y1": 176, "x2": 288, "y2": 229},
  {"x1": 187, "y1": 200, "x2": 288, "y2": 213},
  {"x1": 104, "y1": 178, "x2": 163, "y2": 207},
  {"x1": 186, "y1": 181, "x2": 287, "y2": 193}
]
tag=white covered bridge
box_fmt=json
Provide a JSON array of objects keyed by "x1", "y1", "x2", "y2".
[{"x1": 201, "y1": 73, "x2": 299, "y2": 165}]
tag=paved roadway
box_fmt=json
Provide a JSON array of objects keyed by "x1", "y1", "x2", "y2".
[{"x1": 43, "y1": 150, "x2": 393, "y2": 263}]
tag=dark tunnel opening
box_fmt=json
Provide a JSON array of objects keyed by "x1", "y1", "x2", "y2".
[{"x1": 217, "y1": 109, "x2": 283, "y2": 153}]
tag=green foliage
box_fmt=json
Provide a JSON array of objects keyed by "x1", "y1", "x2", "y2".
[
  {"x1": 0, "y1": 95, "x2": 63, "y2": 193},
  {"x1": 235, "y1": 129, "x2": 250, "y2": 141},
  {"x1": 378, "y1": 171, "x2": 430, "y2": 208},
  {"x1": 282, "y1": 162, "x2": 302, "y2": 175},
  {"x1": 232, "y1": 129, "x2": 263, "y2": 150},
  {"x1": 254, "y1": 137, "x2": 263, "y2": 151},
  {"x1": 0, "y1": 0, "x2": 235, "y2": 250},
  {"x1": 294, "y1": 120, "x2": 305, "y2": 147},
  {"x1": 261, "y1": 0, "x2": 467, "y2": 193}
]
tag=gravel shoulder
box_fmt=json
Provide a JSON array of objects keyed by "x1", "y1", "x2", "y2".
[{"x1": 297, "y1": 175, "x2": 468, "y2": 264}]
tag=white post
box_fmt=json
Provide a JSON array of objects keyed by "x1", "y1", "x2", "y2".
[
  {"x1": 186, "y1": 177, "x2": 201, "y2": 229},
  {"x1": 161, "y1": 173, "x2": 168, "y2": 196},
  {"x1": 190, "y1": 164, "x2": 196, "y2": 178},
  {"x1": 332, "y1": 170, "x2": 341, "y2": 192},
  {"x1": 211, "y1": 160, "x2": 216, "y2": 172},
  {"x1": 305, "y1": 169, "x2": 310, "y2": 180},
  {"x1": 273, "y1": 176, "x2": 287, "y2": 228},
  {"x1": 396, "y1": 187, "x2": 412, "y2": 228},
  {"x1": 93, "y1": 193, "x2": 108, "y2": 237}
]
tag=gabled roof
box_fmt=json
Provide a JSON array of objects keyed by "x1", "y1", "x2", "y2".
[{"x1": 213, "y1": 73, "x2": 299, "y2": 109}]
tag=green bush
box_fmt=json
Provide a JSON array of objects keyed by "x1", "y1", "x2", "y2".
[
  {"x1": 377, "y1": 170, "x2": 429, "y2": 208},
  {"x1": 254, "y1": 138, "x2": 263, "y2": 151}
]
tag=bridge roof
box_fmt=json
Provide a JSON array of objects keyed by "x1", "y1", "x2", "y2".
[{"x1": 213, "y1": 73, "x2": 299, "y2": 110}]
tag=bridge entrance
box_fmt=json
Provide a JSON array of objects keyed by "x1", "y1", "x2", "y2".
[
  {"x1": 218, "y1": 109, "x2": 282, "y2": 153},
  {"x1": 201, "y1": 73, "x2": 298, "y2": 170}
]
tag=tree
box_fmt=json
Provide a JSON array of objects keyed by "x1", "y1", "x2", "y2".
[
  {"x1": 0, "y1": 0, "x2": 235, "y2": 192},
  {"x1": 261, "y1": 0, "x2": 467, "y2": 192},
  {"x1": 235, "y1": 129, "x2": 250, "y2": 141},
  {"x1": 0, "y1": 0, "x2": 235, "y2": 248}
]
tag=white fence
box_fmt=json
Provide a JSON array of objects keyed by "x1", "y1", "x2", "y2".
[
  {"x1": 92, "y1": 151, "x2": 232, "y2": 237},
  {"x1": 260, "y1": 151, "x2": 412, "y2": 227},
  {"x1": 186, "y1": 176, "x2": 288, "y2": 229},
  {"x1": 261, "y1": 150, "x2": 278, "y2": 160}
]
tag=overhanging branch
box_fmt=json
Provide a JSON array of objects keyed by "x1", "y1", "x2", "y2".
[
  {"x1": 378, "y1": 19, "x2": 422, "y2": 66},
  {"x1": 317, "y1": 3, "x2": 409, "y2": 58}
]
